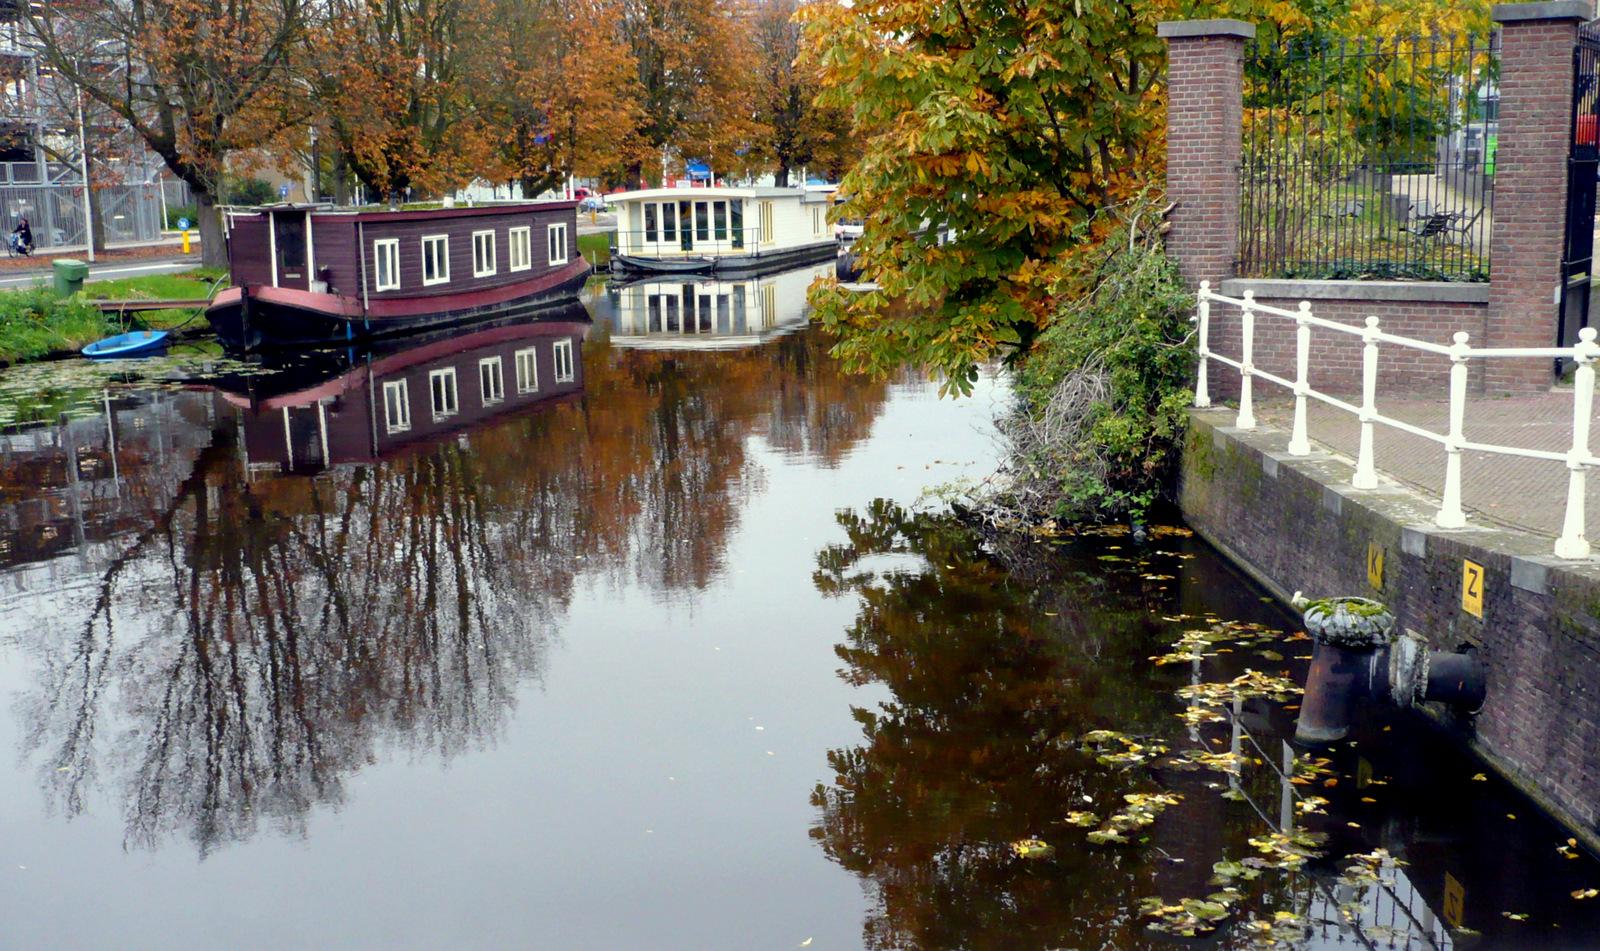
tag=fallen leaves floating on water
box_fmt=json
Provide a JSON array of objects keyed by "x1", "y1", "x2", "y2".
[
  {"x1": 1246, "y1": 829, "x2": 1326, "y2": 871},
  {"x1": 1167, "y1": 749, "x2": 1243, "y2": 775},
  {"x1": 1573, "y1": 888, "x2": 1598, "y2": 900},
  {"x1": 1558, "y1": 839, "x2": 1581, "y2": 860},
  {"x1": 1503, "y1": 911, "x2": 1529, "y2": 921},
  {"x1": 1295, "y1": 796, "x2": 1329, "y2": 816},
  {"x1": 1178, "y1": 670, "x2": 1303, "y2": 708},
  {"x1": 1010, "y1": 838, "x2": 1055, "y2": 860},
  {"x1": 1079, "y1": 730, "x2": 1167, "y2": 768},
  {"x1": 1471, "y1": 772, "x2": 1488, "y2": 782},
  {"x1": 1139, "y1": 891, "x2": 1240, "y2": 937},
  {"x1": 1082, "y1": 792, "x2": 1182, "y2": 846}
]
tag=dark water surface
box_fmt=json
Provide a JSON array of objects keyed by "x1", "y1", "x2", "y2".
[{"x1": 1, "y1": 275, "x2": 1598, "y2": 950}]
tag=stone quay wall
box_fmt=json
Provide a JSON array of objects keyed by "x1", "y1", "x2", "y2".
[{"x1": 1181, "y1": 408, "x2": 1600, "y2": 849}]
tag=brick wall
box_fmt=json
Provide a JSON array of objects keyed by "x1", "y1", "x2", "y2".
[
  {"x1": 1161, "y1": 21, "x2": 1249, "y2": 290},
  {"x1": 1485, "y1": 12, "x2": 1586, "y2": 392},
  {"x1": 1181, "y1": 410, "x2": 1600, "y2": 847},
  {"x1": 1202, "y1": 296, "x2": 1488, "y2": 397}
]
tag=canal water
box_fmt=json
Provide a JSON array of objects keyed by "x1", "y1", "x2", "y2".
[{"x1": 0, "y1": 268, "x2": 1598, "y2": 949}]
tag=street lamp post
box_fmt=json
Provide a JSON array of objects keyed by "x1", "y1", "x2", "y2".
[{"x1": 76, "y1": 84, "x2": 93, "y2": 263}]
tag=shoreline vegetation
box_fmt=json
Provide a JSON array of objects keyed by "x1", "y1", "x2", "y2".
[{"x1": 0, "y1": 268, "x2": 225, "y2": 367}]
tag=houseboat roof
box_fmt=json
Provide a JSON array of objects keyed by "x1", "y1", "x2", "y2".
[
  {"x1": 236, "y1": 201, "x2": 580, "y2": 223},
  {"x1": 605, "y1": 186, "x2": 832, "y2": 204}
]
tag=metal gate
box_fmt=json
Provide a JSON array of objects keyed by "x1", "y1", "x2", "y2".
[{"x1": 1559, "y1": 21, "x2": 1600, "y2": 352}]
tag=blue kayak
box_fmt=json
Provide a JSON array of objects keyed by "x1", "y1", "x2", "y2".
[{"x1": 82, "y1": 330, "x2": 171, "y2": 359}]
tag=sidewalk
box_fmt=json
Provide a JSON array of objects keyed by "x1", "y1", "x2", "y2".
[
  {"x1": 0, "y1": 234, "x2": 201, "y2": 273},
  {"x1": 1253, "y1": 392, "x2": 1594, "y2": 539}
]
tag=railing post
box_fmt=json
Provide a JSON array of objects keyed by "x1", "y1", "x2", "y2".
[
  {"x1": 1195, "y1": 281, "x2": 1212, "y2": 408},
  {"x1": 1436, "y1": 332, "x2": 1470, "y2": 529},
  {"x1": 1352, "y1": 315, "x2": 1380, "y2": 490},
  {"x1": 1287, "y1": 300, "x2": 1312, "y2": 455},
  {"x1": 1555, "y1": 327, "x2": 1599, "y2": 559},
  {"x1": 1237, "y1": 290, "x2": 1256, "y2": 430}
]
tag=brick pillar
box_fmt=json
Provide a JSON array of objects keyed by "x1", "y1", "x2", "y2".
[
  {"x1": 1159, "y1": 19, "x2": 1255, "y2": 290},
  {"x1": 1485, "y1": 1, "x2": 1594, "y2": 393}
]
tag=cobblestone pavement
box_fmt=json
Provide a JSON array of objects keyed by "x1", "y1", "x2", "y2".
[{"x1": 1251, "y1": 391, "x2": 1594, "y2": 539}]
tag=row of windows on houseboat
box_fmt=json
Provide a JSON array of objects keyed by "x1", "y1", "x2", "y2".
[
  {"x1": 378, "y1": 339, "x2": 576, "y2": 434},
  {"x1": 370, "y1": 223, "x2": 569, "y2": 292}
]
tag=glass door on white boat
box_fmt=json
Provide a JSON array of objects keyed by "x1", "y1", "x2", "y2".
[{"x1": 638, "y1": 198, "x2": 745, "y2": 254}]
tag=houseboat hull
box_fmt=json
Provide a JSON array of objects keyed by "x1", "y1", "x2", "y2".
[
  {"x1": 611, "y1": 240, "x2": 836, "y2": 279},
  {"x1": 207, "y1": 259, "x2": 591, "y2": 351}
]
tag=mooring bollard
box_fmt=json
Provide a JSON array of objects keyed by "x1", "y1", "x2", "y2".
[{"x1": 1291, "y1": 593, "x2": 1485, "y2": 745}]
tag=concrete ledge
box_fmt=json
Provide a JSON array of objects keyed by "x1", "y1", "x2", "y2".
[
  {"x1": 1492, "y1": 0, "x2": 1593, "y2": 23},
  {"x1": 1219, "y1": 278, "x2": 1490, "y2": 305},
  {"x1": 1157, "y1": 19, "x2": 1257, "y2": 39}
]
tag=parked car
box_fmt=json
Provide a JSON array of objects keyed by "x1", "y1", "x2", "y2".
[{"x1": 580, "y1": 196, "x2": 606, "y2": 212}]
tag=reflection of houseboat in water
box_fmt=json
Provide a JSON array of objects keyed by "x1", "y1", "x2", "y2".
[
  {"x1": 606, "y1": 185, "x2": 838, "y2": 276},
  {"x1": 213, "y1": 303, "x2": 589, "y2": 473},
  {"x1": 207, "y1": 202, "x2": 590, "y2": 351},
  {"x1": 603, "y1": 262, "x2": 831, "y2": 351}
]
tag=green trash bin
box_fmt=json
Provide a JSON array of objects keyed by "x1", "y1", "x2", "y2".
[{"x1": 52, "y1": 258, "x2": 88, "y2": 297}]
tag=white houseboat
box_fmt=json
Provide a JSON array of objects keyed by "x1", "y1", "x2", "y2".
[
  {"x1": 602, "y1": 262, "x2": 831, "y2": 351},
  {"x1": 606, "y1": 185, "x2": 838, "y2": 277}
]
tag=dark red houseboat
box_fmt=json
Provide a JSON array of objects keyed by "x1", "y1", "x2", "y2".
[{"x1": 206, "y1": 202, "x2": 591, "y2": 350}]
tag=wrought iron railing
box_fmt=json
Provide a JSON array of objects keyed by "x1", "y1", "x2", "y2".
[
  {"x1": 1238, "y1": 33, "x2": 1498, "y2": 282},
  {"x1": 1196, "y1": 282, "x2": 1599, "y2": 559}
]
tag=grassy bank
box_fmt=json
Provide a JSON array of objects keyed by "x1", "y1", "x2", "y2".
[
  {"x1": 578, "y1": 231, "x2": 612, "y2": 269},
  {"x1": 0, "y1": 268, "x2": 226, "y2": 365}
]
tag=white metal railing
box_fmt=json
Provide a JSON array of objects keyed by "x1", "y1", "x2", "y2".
[{"x1": 1194, "y1": 280, "x2": 1600, "y2": 559}]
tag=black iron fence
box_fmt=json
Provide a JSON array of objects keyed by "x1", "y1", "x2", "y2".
[{"x1": 1238, "y1": 33, "x2": 1498, "y2": 282}]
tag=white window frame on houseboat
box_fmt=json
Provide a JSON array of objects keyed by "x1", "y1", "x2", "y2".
[
  {"x1": 514, "y1": 347, "x2": 539, "y2": 393},
  {"x1": 508, "y1": 226, "x2": 532, "y2": 271},
  {"x1": 373, "y1": 238, "x2": 400, "y2": 291},
  {"x1": 422, "y1": 234, "x2": 450, "y2": 286},
  {"x1": 429, "y1": 367, "x2": 459, "y2": 420},
  {"x1": 812, "y1": 206, "x2": 826, "y2": 238},
  {"x1": 382, "y1": 379, "x2": 411, "y2": 433},
  {"x1": 472, "y1": 230, "x2": 496, "y2": 277},
  {"x1": 479, "y1": 356, "x2": 504, "y2": 404},
  {"x1": 553, "y1": 338, "x2": 575, "y2": 383},
  {"x1": 547, "y1": 223, "x2": 569, "y2": 265}
]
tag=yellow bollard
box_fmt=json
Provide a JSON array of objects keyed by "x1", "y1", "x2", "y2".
[{"x1": 181, "y1": 229, "x2": 191, "y2": 254}]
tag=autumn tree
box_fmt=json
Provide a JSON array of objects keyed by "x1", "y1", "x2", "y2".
[
  {"x1": 619, "y1": 0, "x2": 761, "y2": 184},
  {"x1": 25, "y1": 0, "x2": 309, "y2": 266},
  {"x1": 749, "y1": 0, "x2": 856, "y2": 185},
  {"x1": 306, "y1": 0, "x2": 499, "y2": 201},
  {"x1": 478, "y1": 0, "x2": 648, "y2": 197}
]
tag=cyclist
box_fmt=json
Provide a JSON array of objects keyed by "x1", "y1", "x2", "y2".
[{"x1": 10, "y1": 216, "x2": 32, "y2": 256}]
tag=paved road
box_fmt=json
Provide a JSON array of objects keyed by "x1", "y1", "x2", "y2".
[{"x1": 0, "y1": 256, "x2": 197, "y2": 288}]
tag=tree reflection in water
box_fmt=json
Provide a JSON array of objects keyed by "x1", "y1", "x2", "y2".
[
  {"x1": 810, "y1": 500, "x2": 1194, "y2": 949},
  {"x1": 10, "y1": 326, "x2": 890, "y2": 856}
]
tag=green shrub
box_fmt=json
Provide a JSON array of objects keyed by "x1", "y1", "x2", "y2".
[
  {"x1": 166, "y1": 204, "x2": 197, "y2": 230},
  {"x1": 0, "y1": 288, "x2": 116, "y2": 364},
  {"x1": 224, "y1": 177, "x2": 277, "y2": 206},
  {"x1": 999, "y1": 200, "x2": 1194, "y2": 523}
]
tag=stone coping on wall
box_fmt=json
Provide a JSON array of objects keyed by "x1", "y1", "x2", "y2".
[
  {"x1": 1218, "y1": 278, "x2": 1490, "y2": 305},
  {"x1": 1156, "y1": 19, "x2": 1257, "y2": 39},
  {"x1": 1182, "y1": 407, "x2": 1600, "y2": 850},
  {"x1": 1491, "y1": 0, "x2": 1594, "y2": 23}
]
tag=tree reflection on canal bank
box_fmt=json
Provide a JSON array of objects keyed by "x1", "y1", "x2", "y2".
[{"x1": 812, "y1": 502, "x2": 1600, "y2": 949}]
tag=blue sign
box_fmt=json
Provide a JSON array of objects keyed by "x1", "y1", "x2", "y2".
[
  {"x1": 176, "y1": 216, "x2": 189, "y2": 230},
  {"x1": 279, "y1": 183, "x2": 290, "y2": 199}
]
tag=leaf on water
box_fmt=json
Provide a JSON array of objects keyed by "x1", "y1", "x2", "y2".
[
  {"x1": 1471, "y1": 772, "x2": 1488, "y2": 781},
  {"x1": 1010, "y1": 838, "x2": 1055, "y2": 859},
  {"x1": 1064, "y1": 811, "x2": 1098, "y2": 827},
  {"x1": 1572, "y1": 888, "x2": 1598, "y2": 900}
]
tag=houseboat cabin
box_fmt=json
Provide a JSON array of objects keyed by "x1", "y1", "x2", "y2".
[
  {"x1": 213, "y1": 305, "x2": 590, "y2": 473},
  {"x1": 607, "y1": 185, "x2": 838, "y2": 276},
  {"x1": 207, "y1": 202, "x2": 590, "y2": 350},
  {"x1": 603, "y1": 262, "x2": 831, "y2": 351}
]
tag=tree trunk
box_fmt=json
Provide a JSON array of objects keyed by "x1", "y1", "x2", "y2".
[
  {"x1": 775, "y1": 165, "x2": 790, "y2": 188},
  {"x1": 196, "y1": 190, "x2": 226, "y2": 269},
  {"x1": 89, "y1": 187, "x2": 107, "y2": 254}
]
